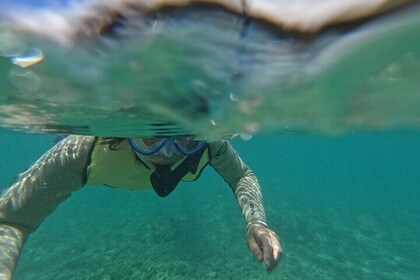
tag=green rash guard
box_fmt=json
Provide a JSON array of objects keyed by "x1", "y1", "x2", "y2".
[
  {"x1": 0, "y1": 135, "x2": 268, "y2": 278},
  {"x1": 86, "y1": 138, "x2": 211, "y2": 191}
]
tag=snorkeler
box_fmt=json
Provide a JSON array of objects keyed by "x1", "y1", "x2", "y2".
[{"x1": 0, "y1": 135, "x2": 282, "y2": 278}]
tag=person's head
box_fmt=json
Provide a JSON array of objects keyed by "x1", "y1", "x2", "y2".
[{"x1": 128, "y1": 136, "x2": 206, "y2": 165}]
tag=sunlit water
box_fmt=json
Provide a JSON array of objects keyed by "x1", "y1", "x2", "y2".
[{"x1": 0, "y1": 1, "x2": 420, "y2": 279}]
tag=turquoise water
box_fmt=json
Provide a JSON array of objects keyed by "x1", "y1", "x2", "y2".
[{"x1": 1, "y1": 129, "x2": 419, "y2": 279}]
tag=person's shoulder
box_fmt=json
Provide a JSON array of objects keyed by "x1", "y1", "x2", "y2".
[
  {"x1": 207, "y1": 139, "x2": 227, "y2": 148},
  {"x1": 207, "y1": 139, "x2": 231, "y2": 158},
  {"x1": 67, "y1": 135, "x2": 97, "y2": 141},
  {"x1": 56, "y1": 135, "x2": 97, "y2": 147}
]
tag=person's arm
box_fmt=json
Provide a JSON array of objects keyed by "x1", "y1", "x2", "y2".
[
  {"x1": 208, "y1": 140, "x2": 282, "y2": 272},
  {"x1": 0, "y1": 135, "x2": 95, "y2": 279}
]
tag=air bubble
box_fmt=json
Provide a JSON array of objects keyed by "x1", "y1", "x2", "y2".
[
  {"x1": 9, "y1": 68, "x2": 41, "y2": 92},
  {"x1": 11, "y1": 48, "x2": 44, "y2": 68},
  {"x1": 240, "y1": 133, "x2": 253, "y2": 141},
  {"x1": 229, "y1": 92, "x2": 239, "y2": 102}
]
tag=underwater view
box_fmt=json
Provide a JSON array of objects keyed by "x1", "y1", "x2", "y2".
[
  {"x1": 0, "y1": 129, "x2": 419, "y2": 279},
  {"x1": 0, "y1": 0, "x2": 420, "y2": 279}
]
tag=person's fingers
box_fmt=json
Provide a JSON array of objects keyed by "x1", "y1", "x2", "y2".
[
  {"x1": 247, "y1": 225, "x2": 283, "y2": 272},
  {"x1": 265, "y1": 231, "x2": 282, "y2": 272},
  {"x1": 271, "y1": 232, "x2": 283, "y2": 262},
  {"x1": 259, "y1": 232, "x2": 274, "y2": 269},
  {"x1": 247, "y1": 233, "x2": 264, "y2": 262}
]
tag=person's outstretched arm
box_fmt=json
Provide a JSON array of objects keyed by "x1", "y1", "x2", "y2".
[
  {"x1": 0, "y1": 135, "x2": 95, "y2": 279},
  {"x1": 208, "y1": 140, "x2": 282, "y2": 272}
]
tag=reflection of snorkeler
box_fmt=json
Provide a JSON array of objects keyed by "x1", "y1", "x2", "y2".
[{"x1": 0, "y1": 135, "x2": 282, "y2": 278}]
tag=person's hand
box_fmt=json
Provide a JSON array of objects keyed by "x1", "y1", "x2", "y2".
[{"x1": 247, "y1": 224, "x2": 282, "y2": 272}]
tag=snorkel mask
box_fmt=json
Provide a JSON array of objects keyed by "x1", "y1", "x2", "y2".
[{"x1": 128, "y1": 137, "x2": 206, "y2": 157}]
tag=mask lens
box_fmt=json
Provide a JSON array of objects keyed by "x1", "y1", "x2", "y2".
[
  {"x1": 129, "y1": 137, "x2": 205, "y2": 156},
  {"x1": 174, "y1": 137, "x2": 205, "y2": 155},
  {"x1": 142, "y1": 138, "x2": 164, "y2": 148},
  {"x1": 128, "y1": 138, "x2": 167, "y2": 155}
]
